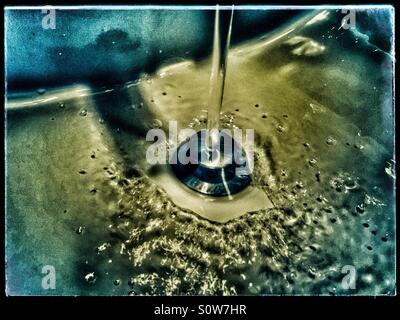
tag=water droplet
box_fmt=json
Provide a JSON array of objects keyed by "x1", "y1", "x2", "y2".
[
  {"x1": 326, "y1": 137, "x2": 336, "y2": 145},
  {"x1": 344, "y1": 178, "x2": 358, "y2": 190},
  {"x1": 356, "y1": 204, "x2": 365, "y2": 213},
  {"x1": 84, "y1": 272, "x2": 96, "y2": 285},
  {"x1": 385, "y1": 160, "x2": 395, "y2": 179},
  {"x1": 151, "y1": 119, "x2": 162, "y2": 128},
  {"x1": 79, "y1": 109, "x2": 87, "y2": 117},
  {"x1": 354, "y1": 143, "x2": 364, "y2": 150},
  {"x1": 58, "y1": 102, "x2": 65, "y2": 108},
  {"x1": 97, "y1": 242, "x2": 111, "y2": 253},
  {"x1": 295, "y1": 181, "x2": 304, "y2": 189},
  {"x1": 76, "y1": 226, "x2": 84, "y2": 234},
  {"x1": 308, "y1": 159, "x2": 317, "y2": 167},
  {"x1": 276, "y1": 125, "x2": 284, "y2": 133}
]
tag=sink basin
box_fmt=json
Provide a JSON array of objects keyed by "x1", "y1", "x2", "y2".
[{"x1": 5, "y1": 7, "x2": 395, "y2": 296}]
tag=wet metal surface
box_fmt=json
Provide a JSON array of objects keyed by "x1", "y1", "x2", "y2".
[{"x1": 5, "y1": 9, "x2": 395, "y2": 295}]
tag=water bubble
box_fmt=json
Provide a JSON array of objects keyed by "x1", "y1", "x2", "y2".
[
  {"x1": 79, "y1": 109, "x2": 87, "y2": 117},
  {"x1": 58, "y1": 102, "x2": 65, "y2": 108},
  {"x1": 262, "y1": 114, "x2": 267, "y2": 119},
  {"x1": 276, "y1": 125, "x2": 284, "y2": 133},
  {"x1": 37, "y1": 88, "x2": 46, "y2": 95},
  {"x1": 84, "y1": 272, "x2": 96, "y2": 285},
  {"x1": 78, "y1": 170, "x2": 87, "y2": 175},
  {"x1": 114, "y1": 279, "x2": 121, "y2": 286}
]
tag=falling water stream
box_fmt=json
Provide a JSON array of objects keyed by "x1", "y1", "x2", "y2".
[{"x1": 206, "y1": 5, "x2": 234, "y2": 146}]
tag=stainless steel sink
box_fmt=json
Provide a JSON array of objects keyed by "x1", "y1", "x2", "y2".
[{"x1": 5, "y1": 7, "x2": 395, "y2": 296}]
